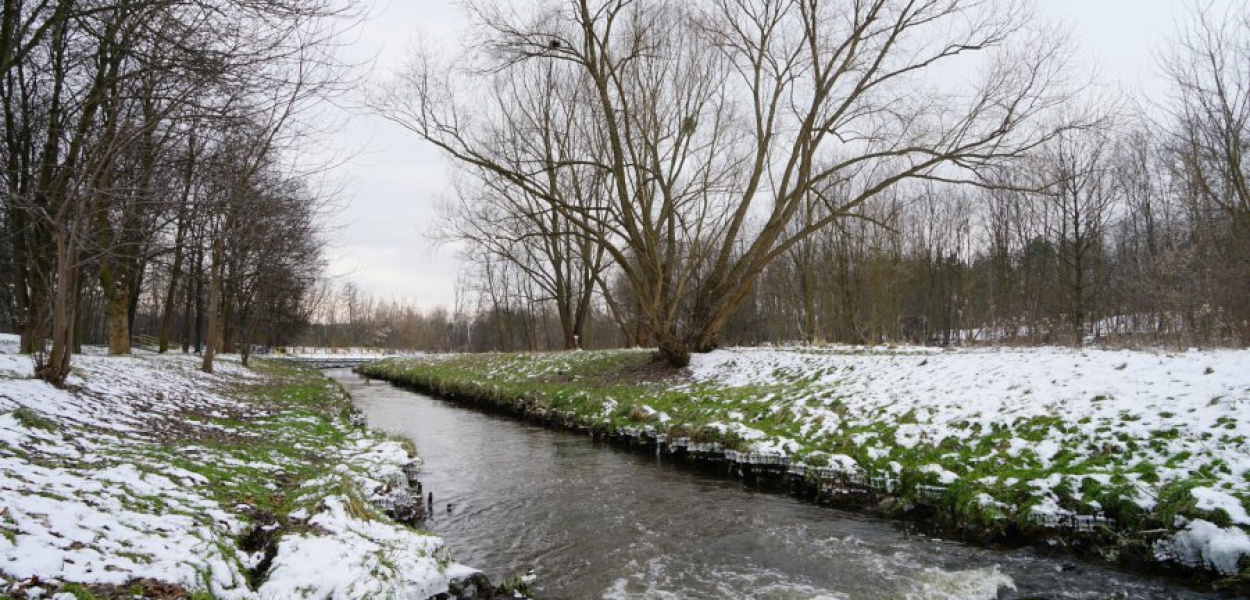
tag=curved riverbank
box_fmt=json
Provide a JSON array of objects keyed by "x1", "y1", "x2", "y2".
[
  {"x1": 340, "y1": 367, "x2": 1226, "y2": 600},
  {"x1": 0, "y1": 335, "x2": 491, "y2": 600},
  {"x1": 358, "y1": 347, "x2": 1250, "y2": 595}
]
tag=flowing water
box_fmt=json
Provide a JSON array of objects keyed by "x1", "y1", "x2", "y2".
[{"x1": 329, "y1": 369, "x2": 1218, "y2": 600}]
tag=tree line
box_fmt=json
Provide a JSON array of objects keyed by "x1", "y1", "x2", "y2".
[
  {"x1": 368, "y1": 0, "x2": 1247, "y2": 361},
  {"x1": 0, "y1": 0, "x2": 357, "y2": 385},
  {"x1": 5, "y1": 0, "x2": 1243, "y2": 372}
]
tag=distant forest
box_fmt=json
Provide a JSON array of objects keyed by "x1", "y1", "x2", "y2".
[
  {"x1": 334, "y1": 0, "x2": 1248, "y2": 355},
  {"x1": 3, "y1": 1, "x2": 1247, "y2": 380}
]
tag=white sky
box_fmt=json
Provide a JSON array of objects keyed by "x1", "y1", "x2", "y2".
[{"x1": 322, "y1": 0, "x2": 1220, "y2": 310}]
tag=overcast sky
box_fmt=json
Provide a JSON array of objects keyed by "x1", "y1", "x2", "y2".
[{"x1": 321, "y1": 0, "x2": 1220, "y2": 310}]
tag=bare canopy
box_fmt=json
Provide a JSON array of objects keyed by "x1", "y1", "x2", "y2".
[{"x1": 376, "y1": 0, "x2": 1083, "y2": 365}]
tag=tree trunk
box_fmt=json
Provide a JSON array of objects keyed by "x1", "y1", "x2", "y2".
[
  {"x1": 159, "y1": 248, "x2": 183, "y2": 352},
  {"x1": 655, "y1": 333, "x2": 691, "y2": 368},
  {"x1": 240, "y1": 320, "x2": 252, "y2": 367},
  {"x1": 105, "y1": 285, "x2": 130, "y2": 354},
  {"x1": 38, "y1": 236, "x2": 78, "y2": 386},
  {"x1": 221, "y1": 294, "x2": 236, "y2": 354},
  {"x1": 799, "y1": 259, "x2": 817, "y2": 344},
  {"x1": 194, "y1": 248, "x2": 204, "y2": 353},
  {"x1": 126, "y1": 265, "x2": 144, "y2": 340},
  {"x1": 202, "y1": 236, "x2": 222, "y2": 373},
  {"x1": 7, "y1": 210, "x2": 42, "y2": 354},
  {"x1": 99, "y1": 262, "x2": 131, "y2": 355},
  {"x1": 17, "y1": 284, "x2": 45, "y2": 354},
  {"x1": 181, "y1": 252, "x2": 194, "y2": 353}
]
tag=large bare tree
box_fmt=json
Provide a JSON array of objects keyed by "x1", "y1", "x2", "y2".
[{"x1": 378, "y1": 0, "x2": 1081, "y2": 365}]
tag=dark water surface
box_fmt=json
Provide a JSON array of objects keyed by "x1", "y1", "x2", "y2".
[{"x1": 329, "y1": 369, "x2": 1216, "y2": 600}]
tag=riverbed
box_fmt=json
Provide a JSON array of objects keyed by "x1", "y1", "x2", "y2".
[{"x1": 330, "y1": 369, "x2": 1218, "y2": 600}]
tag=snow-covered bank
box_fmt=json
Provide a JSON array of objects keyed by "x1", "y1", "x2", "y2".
[
  {"x1": 687, "y1": 346, "x2": 1250, "y2": 577},
  {"x1": 362, "y1": 345, "x2": 1250, "y2": 585},
  {"x1": 0, "y1": 334, "x2": 470, "y2": 599}
]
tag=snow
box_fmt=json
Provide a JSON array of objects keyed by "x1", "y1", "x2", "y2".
[
  {"x1": 0, "y1": 335, "x2": 463, "y2": 598},
  {"x1": 1155, "y1": 518, "x2": 1250, "y2": 576},
  {"x1": 974, "y1": 493, "x2": 1009, "y2": 510},
  {"x1": 828, "y1": 454, "x2": 859, "y2": 472},
  {"x1": 685, "y1": 346, "x2": 1248, "y2": 488},
  {"x1": 260, "y1": 497, "x2": 469, "y2": 600},
  {"x1": 1191, "y1": 487, "x2": 1250, "y2": 526},
  {"x1": 368, "y1": 343, "x2": 1250, "y2": 577},
  {"x1": 689, "y1": 348, "x2": 1246, "y2": 440},
  {"x1": 920, "y1": 463, "x2": 960, "y2": 485},
  {"x1": 1032, "y1": 439, "x2": 1061, "y2": 465},
  {"x1": 682, "y1": 345, "x2": 1250, "y2": 574}
]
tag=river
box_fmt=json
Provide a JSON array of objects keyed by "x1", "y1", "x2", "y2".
[{"x1": 329, "y1": 369, "x2": 1218, "y2": 600}]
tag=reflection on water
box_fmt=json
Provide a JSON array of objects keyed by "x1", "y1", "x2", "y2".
[{"x1": 330, "y1": 369, "x2": 1214, "y2": 600}]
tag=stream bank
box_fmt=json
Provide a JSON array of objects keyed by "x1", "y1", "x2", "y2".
[
  {"x1": 0, "y1": 336, "x2": 489, "y2": 600},
  {"x1": 357, "y1": 348, "x2": 1250, "y2": 596},
  {"x1": 338, "y1": 366, "x2": 1233, "y2": 600}
]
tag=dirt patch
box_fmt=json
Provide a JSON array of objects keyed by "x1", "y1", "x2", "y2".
[
  {"x1": 602, "y1": 357, "x2": 688, "y2": 385},
  {"x1": 239, "y1": 513, "x2": 282, "y2": 588},
  {"x1": 4, "y1": 577, "x2": 193, "y2": 599},
  {"x1": 538, "y1": 357, "x2": 690, "y2": 387}
]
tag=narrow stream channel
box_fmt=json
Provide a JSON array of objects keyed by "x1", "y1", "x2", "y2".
[{"x1": 329, "y1": 369, "x2": 1217, "y2": 600}]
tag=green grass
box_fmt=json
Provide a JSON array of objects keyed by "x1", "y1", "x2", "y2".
[
  {"x1": 102, "y1": 360, "x2": 407, "y2": 528},
  {"x1": 361, "y1": 350, "x2": 1249, "y2": 564},
  {"x1": 10, "y1": 407, "x2": 57, "y2": 431},
  {"x1": 2, "y1": 357, "x2": 420, "y2": 598},
  {"x1": 58, "y1": 583, "x2": 97, "y2": 600}
]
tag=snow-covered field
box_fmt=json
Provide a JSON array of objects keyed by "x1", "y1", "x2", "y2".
[
  {"x1": 687, "y1": 346, "x2": 1250, "y2": 575},
  {"x1": 0, "y1": 335, "x2": 468, "y2": 599},
  {"x1": 365, "y1": 344, "x2": 1250, "y2": 580}
]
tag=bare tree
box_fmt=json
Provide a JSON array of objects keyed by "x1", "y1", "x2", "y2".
[
  {"x1": 378, "y1": 0, "x2": 1081, "y2": 365},
  {"x1": 1158, "y1": 2, "x2": 1250, "y2": 344},
  {"x1": 437, "y1": 82, "x2": 614, "y2": 351},
  {"x1": 1033, "y1": 125, "x2": 1119, "y2": 345},
  {"x1": 1163, "y1": 2, "x2": 1250, "y2": 222},
  {"x1": 1, "y1": 0, "x2": 361, "y2": 384}
]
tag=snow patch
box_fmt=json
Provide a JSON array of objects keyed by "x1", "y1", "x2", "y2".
[
  {"x1": 259, "y1": 496, "x2": 456, "y2": 600},
  {"x1": 1155, "y1": 519, "x2": 1250, "y2": 576},
  {"x1": 1191, "y1": 487, "x2": 1250, "y2": 526},
  {"x1": 920, "y1": 464, "x2": 960, "y2": 485}
]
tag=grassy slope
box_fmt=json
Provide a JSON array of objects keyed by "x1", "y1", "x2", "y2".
[
  {"x1": 361, "y1": 348, "x2": 1250, "y2": 586},
  {"x1": 0, "y1": 353, "x2": 446, "y2": 600}
]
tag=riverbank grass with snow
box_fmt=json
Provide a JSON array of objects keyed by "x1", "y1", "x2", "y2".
[
  {"x1": 363, "y1": 345, "x2": 1250, "y2": 589},
  {"x1": 0, "y1": 335, "x2": 469, "y2": 599}
]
